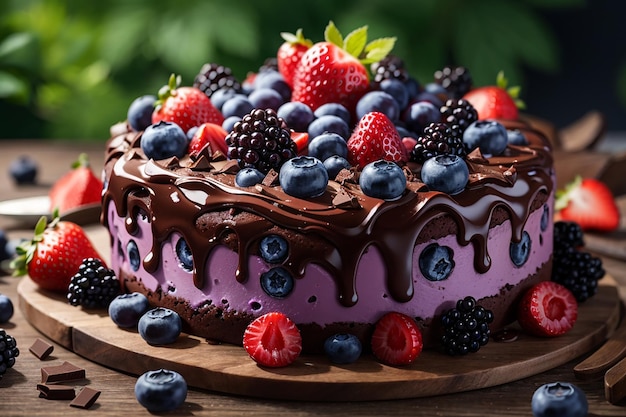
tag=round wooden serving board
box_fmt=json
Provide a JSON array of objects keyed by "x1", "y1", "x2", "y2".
[{"x1": 17, "y1": 227, "x2": 623, "y2": 401}]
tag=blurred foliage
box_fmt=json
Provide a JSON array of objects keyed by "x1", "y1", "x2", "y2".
[{"x1": 0, "y1": 0, "x2": 588, "y2": 141}]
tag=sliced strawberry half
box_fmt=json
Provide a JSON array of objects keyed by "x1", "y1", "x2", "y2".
[
  {"x1": 517, "y1": 281, "x2": 578, "y2": 337},
  {"x1": 371, "y1": 312, "x2": 423, "y2": 366},
  {"x1": 243, "y1": 312, "x2": 302, "y2": 367},
  {"x1": 555, "y1": 176, "x2": 620, "y2": 232},
  {"x1": 188, "y1": 122, "x2": 229, "y2": 159},
  {"x1": 290, "y1": 131, "x2": 309, "y2": 155}
]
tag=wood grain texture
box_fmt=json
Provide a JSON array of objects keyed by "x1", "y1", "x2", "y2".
[
  {"x1": 575, "y1": 319, "x2": 626, "y2": 380},
  {"x1": 17, "y1": 269, "x2": 621, "y2": 401}
]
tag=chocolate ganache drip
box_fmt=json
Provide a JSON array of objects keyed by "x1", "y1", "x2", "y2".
[{"x1": 102, "y1": 120, "x2": 553, "y2": 308}]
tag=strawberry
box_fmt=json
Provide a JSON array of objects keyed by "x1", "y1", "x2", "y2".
[
  {"x1": 517, "y1": 281, "x2": 578, "y2": 337},
  {"x1": 49, "y1": 153, "x2": 103, "y2": 213},
  {"x1": 152, "y1": 74, "x2": 224, "y2": 133},
  {"x1": 462, "y1": 71, "x2": 524, "y2": 120},
  {"x1": 10, "y1": 214, "x2": 104, "y2": 292},
  {"x1": 346, "y1": 111, "x2": 409, "y2": 169},
  {"x1": 243, "y1": 312, "x2": 302, "y2": 367},
  {"x1": 291, "y1": 131, "x2": 309, "y2": 155},
  {"x1": 277, "y1": 28, "x2": 312, "y2": 88},
  {"x1": 188, "y1": 123, "x2": 229, "y2": 159},
  {"x1": 291, "y1": 21, "x2": 395, "y2": 113},
  {"x1": 371, "y1": 312, "x2": 423, "y2": 366},
  {"x1": 555, "y1": 176, "x2": 620, "y2": 232}
]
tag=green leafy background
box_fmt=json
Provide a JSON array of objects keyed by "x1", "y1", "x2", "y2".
[{"x1": 1, "y1": 0, "x2": 623, "y2": 141}]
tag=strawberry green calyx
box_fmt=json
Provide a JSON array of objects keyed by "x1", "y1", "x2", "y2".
[
  {"x1": 155, "y1": 73, "x2": 182, "y2": 111},
  {"x1": 71, "y1": 153, "x2": 91, "y2": 169},
  {"x1": 280, "y1": 28, "x2": 313, "y2": 48},
  {"x1": 323, "y1": 21, "x2": 396, "y2": 66},
  {"x1": 496, "y1": 71, "x2": 525, "y2": 110},
  {"x1": 555, "y1": 175, "x2": 582, "y2": 211},
  {"x1": 10, "y1": 212, "x2": 58, "y2": 276}
]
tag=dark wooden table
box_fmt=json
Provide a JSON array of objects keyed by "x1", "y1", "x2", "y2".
[{"x1": 1, "y1": 140, "x2": 625, "y2": 416}]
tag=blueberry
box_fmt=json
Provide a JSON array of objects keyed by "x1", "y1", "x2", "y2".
[
  {"x1": 413, "y1": 91, "x2": 444, "y2": 108},
  {"x1": 356, "y1": 91, "x2": 400, "y2": 122},
  {"x1": 259, "y1": 234, "x2": 289, "y2": 263},
  {"x1": 127, "y1": 95, "x2": 156, "y2": 131},
  {"x1": 540, "y1": 204, "x2": 550, "y2": 232},
  {"x1": 222, "y1": 116, "x2": 241, "y2": 133},
  {"x1": 0, "y1": 294, "x2": 14, "y2": 323},
  {"x1": 323, "y1": 155, "x2": 351, "y2": 180},
  {"x1": 359, "y1": 160, "x2": 406, "y2": 200},
  {"x1": 402, "y1": 101, "x2": 440, "y2": 134},
  {"x1": 175, "y1": 238, "x2": 193, "y2": 272},
  {"x1": 308, "y1": 132, "x2": 348, "y2": 162},
  {"x1": 235, "y1": 167, "x2": 265, "y2": 187},
  {"x1": 510, "y1": 231, "x2": 532, "y2": 267},
  {"x1": 9, "y1": 155, "x2": 38, "y2": 185},
  {"x1": 404, "y1": 77, "x2": 421, "y2": 100},
  {"x1": 0, "y1": 230, "x2": 9, "y2": 262},
  {"x1": 277, "y1": 101, "x2": 315, "y2": 132},
  {"x1": 531, "y1": 382, "x2": 588, "y2": 417},
  {"x1": 507, "y1": 128, "x2": 529, "y2": 146},
  {"x1": 324, "y1": 333, "x2": 362, "y2": 364},
  {"x1": 248, "y1": 87, "x2": 284, "y2": 111},
  {"x1": 108, "y1": 292, "x2": 150, "y2": 328},
  {"x1": 260, "y1": 267, "x2": 294, "y2": 298},
  {"x1": 127, "y1": 240, "x2": 141, "y2": 271},
  {"x1": 135, "y1": 369, "x2": 187, "y2": 412},
  {"x1": 221, "y1": 95, "x2": 254, "y2": 119},
  {"x1": 423, "y1": 82, "x2": 448, "y2": 98},
  {"x1": 307, "y1": 115, "x2": 350, "y2": 140},
  {"x1": 314, "y1": 103, "x2": 351, "y2": 125},
  {"x1": 463, "y1": 120, "x2": 508, "y2": 156},
  {"x1": 419, "y1": 244, "x2": 455, "y2": 281},
  {"x1": 379, "y1": 78, "x2": 410, "y2": 111},
  {"x1": 141, "y1": 121, "x2": 188, "y2": 160},
  {"x1": 138, "y1": 307, "x2": 182, "y2": 345},
  {"x1": 421, "y1": 154, "x2": 469, "y2": 195},
  {"x1": 396, "y1": 125, "x2": 418, "y2": 139},
  {"x1": 186, "y1": 125, "x2": 199, "y2": 140},
  {"x1": 253, "y1": 71, "x2": 291, "y2": 102},
  {"x1": 279, "y1": 156, "x2": 329, "y2": 199},
  {"x1": 210, "y1": 87, "x2": 239, "y2": 111}
]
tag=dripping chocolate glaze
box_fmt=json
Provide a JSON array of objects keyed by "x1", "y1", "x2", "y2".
[{"x1": 102, "y1": 120, "x2": 553, "y2": 307}]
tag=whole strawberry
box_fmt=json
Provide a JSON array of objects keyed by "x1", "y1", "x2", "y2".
[
  {"x1": 291, "y1": 21, "x2": 395, "y2": 114},
  {"x1": 277, "y1": 28, "x2": 312, "y2": 88},
  {"x1": 463, "y1": 71, "x2": 524, "y2": 120},
  {"x1": 152, "y1": 74, "x2": 224, "y2": 133},
  {"x1": 11, "y1": 214, "x2": 104, "y2": 292},
  {"x1": 347, "y1": 111, "x2": 408, "y2": 169},
  {"x1": 49, "y1": 153, "x2": 103, "y2": 214},
  {"x1": 555, "y1": 176, "x2": 620, "y2": 232}
]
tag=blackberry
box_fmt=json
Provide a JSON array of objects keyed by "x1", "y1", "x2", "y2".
[
  {"x1": 0, "y1": 329, "x2": 19, "y2": 378},
  {"x1": 553, "y1": 221, "x2": 585, "y2": 251},
  {"x1": 67, "y1": 258, "x2": 120, "y2": 308},
  {"x1": 193, "y1": 63, "x2": 241, "y2": 98},
  {"x1": 440, "y1": 98, "x2": 478, "y2": 139},
  {"x1": 441, "y1": 296, "x2": 493, "y2": 355},
  {"x1": 371, "y1": 54, "x2": 409, "y2": 85},
  {"x1": 552, "y1": 240, "x2": 604, "y2": 303},
  {"x1": 411, "y1": 122, "x2": 466, "y2": 164},
  {"x1": 434, "y1": 66, "x2": 473, "y2": 99},
  {"x1": 225, "y1": 108, "x2": 297, "y2": 174}
]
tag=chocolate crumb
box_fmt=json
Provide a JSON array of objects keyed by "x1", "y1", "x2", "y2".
[
  {"x1": 29, "y1": 338, "x2": 54, "y2": 360},
  {"x1": 70, "y1": 387, "x2": 101, "y2": 409},
  {"x1": 262, "y1": 169, "x2": 279, "y2": 187}
]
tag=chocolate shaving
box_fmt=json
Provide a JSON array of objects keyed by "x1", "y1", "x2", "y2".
[
  {"x1": 210, "y1": 150, "x2": 227, "y2": 162},
  {"x1": 190, "y1": 155, "x2": 212, "y2": 171},
  {"x1": 332, "y1": 187, "x2": 361, "y2": 209},
  {"x1": 262, "y1": 169, "x2": 280, "y2": 187},
  {"x1": 37, "y1": 384, "x2": 76, "y2": 400},
  {"x1": 29, "y1": 338, "x2": 54, "y2": 360},
  {"x1": 70, "y1": 387, "x2": 101, "y2": 409},
  {"x1": 334, "y1": 168, "x2": 357, "y2": 185},
  {"x1": 155, "y1": 156, "x2": 181, "y2": 170},
  {"x1": 213, "y1": 159, "x2": 240, "y2": 174},
  {"x1": 466, "y1": 148, "x2": 488, "y2": 163},
  {"x1": 41, "y1": 361, "x2": 86, "y2": 384}
]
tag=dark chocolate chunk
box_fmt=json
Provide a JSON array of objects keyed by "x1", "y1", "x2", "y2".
[
  {"x1": 70, "y1": 386, "x2": 101, "y2": 409},
  {"x1": 29, "y1": 338, "x2": 54, "y2": 360},
  {"x1": 37, "y1": 384, "x2": 76, "y2": 400},
  {"x1": 41, "y1": 361, "x2": 86, "y2": 383}
]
